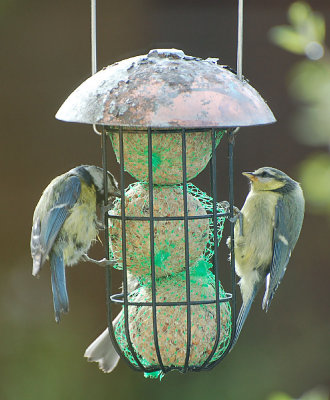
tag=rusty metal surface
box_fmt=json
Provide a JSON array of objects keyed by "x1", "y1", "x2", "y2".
[{"x1": 56, "y1": 49, "x2": 276, "y2": 128}]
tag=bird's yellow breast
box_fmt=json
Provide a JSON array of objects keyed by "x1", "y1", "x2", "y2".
[
  {"x1": 61, "y1": 182, "x2": 99, "y2": 265},
  {"x1": 234, "y1": 190, "x2": 279, "y2": 278}
]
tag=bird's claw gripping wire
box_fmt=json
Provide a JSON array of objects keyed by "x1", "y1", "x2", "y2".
[
  {"x1": 82, "y1": 254, "x2": 118, "y2": 267},
  {"x1": 229, "y1": 206, "x2": 243, "y2": 236}
]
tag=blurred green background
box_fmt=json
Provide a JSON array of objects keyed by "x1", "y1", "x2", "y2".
[{"x1": 0, "y1": 0, "x2": 329, "y2": 399}]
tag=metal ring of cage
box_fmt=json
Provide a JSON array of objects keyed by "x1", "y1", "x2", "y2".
[
  {"x1": 101, "y1": 126, "x2": 237, "y2": 375},
  {"x1": 109, "y1": 292, "x2": 233, "y2": 306}
]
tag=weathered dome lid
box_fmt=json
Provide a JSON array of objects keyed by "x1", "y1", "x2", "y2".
[{"x1": 56, "y1": 48, "x2": 276, "y2": 129}]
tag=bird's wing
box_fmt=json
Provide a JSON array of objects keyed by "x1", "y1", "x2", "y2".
[
  {"x1": 31, "y1": 216, "x2": 43, "y2": 275},
  {"x1": 262, "y1": 197, "x2": 292, "y2": 311},
  {"x1": 31, "y1": 175, "x2": 81, "y2": 276}
]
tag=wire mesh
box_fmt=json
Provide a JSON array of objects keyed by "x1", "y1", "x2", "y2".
[{"x1": 102, "y1": 127, "x2": 237, "y2": 377}]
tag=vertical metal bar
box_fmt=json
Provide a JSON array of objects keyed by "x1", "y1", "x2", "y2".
[
  {"x1": 147, "y1": 128, "x2": 166, "y2": 373},
  {"x1": 200, "y1": 129, "x2": 222, "y2": 368},
  {"x1": 91, "y1": 0, "x2": 97, "y2": 75},
  {"x1": 237, "y1": 0, "x2": 244, "y2": 81},
  {"x1": 101, "y1": 128, "x2": 108, "y2": 209},
  {"x1": 181, "y1": 129, "x2": 192, "y2": 372},
  {"x1": 201, "y1": 129, "x2": 238, "y2": 369},
  {"x1": 102, "y1": 128, "x2": 110, "y2": 308},
  {"x1": 91, "y1": 0, "x2": 101, "y2": 136},
  {"x1": 118, "y1": 127, "x2": 145, "y2": 371},
  {"x1": 228, "y1": 130, "x2": 237, "y2": 346},
  {"x1": 102, "y1": 129, "x2": 125, "y2": 366}
]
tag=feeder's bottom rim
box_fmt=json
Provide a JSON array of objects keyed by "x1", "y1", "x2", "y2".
[{"x1": 124, "y1": 357, "x2": 229, "y2": 374}]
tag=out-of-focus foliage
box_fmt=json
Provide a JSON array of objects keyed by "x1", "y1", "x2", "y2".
[
  {"x1": 268, "y1": 392, "x2": 292, "y2": 400},
  {"x1": 269, "y1": 2, "x2": 325, "y2": 59},
  {"x1": 269, "y1": 1, "x2": 330, "y2": 217},
  {"x1": 288, "y1": 60, "x2": 330, "y2": 146},
  {"x1": 299, "y1": 153, "x2": 330, "y2": 214},
  {"x1": 268, "y1": 387, "x2": 329, "y2": 400}
]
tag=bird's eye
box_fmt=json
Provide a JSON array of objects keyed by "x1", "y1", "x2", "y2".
[{"x1": 260, "y1": 171, "x2": 269, "y2": 178}]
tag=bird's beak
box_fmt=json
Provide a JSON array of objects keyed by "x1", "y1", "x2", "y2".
[{"x1": 242, "y1": 172, "x2": 258, "y2": 182}]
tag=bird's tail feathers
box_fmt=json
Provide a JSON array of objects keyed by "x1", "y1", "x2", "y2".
[
  {"x1": 50, "y1": 252, "x2": 69, "y2": 323},
  {"x1": 231, "y1": 285, "x2": 259, "y2": 349},
  {"x1": 262, "y1": 266, "x2": 287, "y2": 312},
  {"x1": 84, "y1": 313, "x2": 121, "y2": 373}
]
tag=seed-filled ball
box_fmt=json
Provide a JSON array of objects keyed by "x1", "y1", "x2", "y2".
[
  {"x1": 109, "y1": 130, "x2": 224, "y2": 184},
  {"x1": 109, "y1": 183, "x2": 209, "y2": 278},
  {"x1": 114, "y1": 269, "x2": 232, "y2": 369}
]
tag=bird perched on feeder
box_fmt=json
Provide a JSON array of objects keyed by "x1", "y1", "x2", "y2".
[
  {"x1": 30, "y1": 165, "x2": 120, "y2": 322},
  {"x1": 230, "y1": 167, "x2": 304, "y2": 345}
]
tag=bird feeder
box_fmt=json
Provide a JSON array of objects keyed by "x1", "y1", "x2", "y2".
[{"x1": 56, "y1": 48, "x2": 275, "y2": 377}]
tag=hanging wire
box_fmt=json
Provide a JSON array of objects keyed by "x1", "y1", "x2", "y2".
[
  {"x1": 237, "y1": 0, "x2": 244, "y2": 81},
  {"x1": 91, "y1": 0, "x2": 97, "y2": 75},
  {"x1": 91, "y1": 0, "x2": 102, "y2": 136},
  {"x1": 234, "y1": 0, "x2": 244, "y2": 135}
]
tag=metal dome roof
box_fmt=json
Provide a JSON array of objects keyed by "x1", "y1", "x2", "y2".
[{"x1": 56, "y1": 48, "x2": 276, "y2": 129}]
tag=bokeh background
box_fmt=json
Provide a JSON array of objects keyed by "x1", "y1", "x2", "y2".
[{"x1": 1, "y1": 0, "x2": 329, "y2": 399}]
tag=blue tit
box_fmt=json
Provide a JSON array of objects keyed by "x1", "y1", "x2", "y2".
[
  {"x1": 232, "y1": 167, "x2": 305, "y2": 345},
  {"x1": 84, "y1": 274, "x2": 139, "y2": 372},
  {"x1": 30, "y1": 165, "x2": 120, "y2": 322}
]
